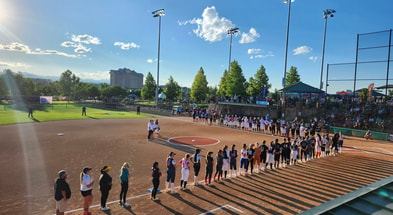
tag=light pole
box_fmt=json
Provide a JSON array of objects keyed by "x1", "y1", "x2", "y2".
[
  {"x1": 319, "y1": 9, "x2": 335, "y2": 92},
  {"x1": 227, "y1": 27, "x2": 239, "y2": 72},
  {"x1": 281, "y1": 0, "x2": 293, "y2": 119},
  {"x1": 152, "y1": 9, "x2": 165, "y2": 108},
  {"x1": 282, "y1": 0, "x2": 292, "y2": 90}
]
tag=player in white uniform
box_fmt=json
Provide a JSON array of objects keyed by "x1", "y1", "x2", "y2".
[
  {"x1": 222, "y1": 145, "x2": 230, "y2": 179},
  {"x1": 179, "y1": 153, "x2": 191, "y2": 190}
]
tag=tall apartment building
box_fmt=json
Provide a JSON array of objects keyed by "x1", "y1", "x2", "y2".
[{"x1": 109, "y1": 68, "x2": 144, "y2": 89}]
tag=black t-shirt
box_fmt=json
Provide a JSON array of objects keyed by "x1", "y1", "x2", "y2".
[
  {"x1": 207, "y1": 156, "x2": 214, "y2": 168},
  {"x1": 274, "y1": 144, "x2": 281, "y2": 153},
  {"x1": 300, "y1": 141, "x2": 308, "y2": 149},
  {"x1": 54, "y1": 178, "x2": 71, "y2": 201},
  {"x1": 230, "y1": 150, "x2": 238, "y2": 160},
  {"x1": 261, "y1": 145, "x2": 268, "y2": 155},
  {"x1": 248, "y1": 148, "x2": 255, "y2": 159},
  {"x1": 152, "y1": 167, "x2": 161, "y2": 179},
  {"x1": 282, "y1": 142, "x2": 291, "y2": 152},
  {"x1": 216, "y1": 154, "x2": 223, "y2": 167},
  {"x1": 99, "y1": 172, "x2": 112, "y2": 191}
]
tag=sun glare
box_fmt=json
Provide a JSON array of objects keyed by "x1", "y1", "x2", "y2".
[{"x1": 0, "y1": 1, "x2": 13, "y2": 24}]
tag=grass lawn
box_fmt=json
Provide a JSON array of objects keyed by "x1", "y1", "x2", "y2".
[{"x1": 0, "y1": 105, "x2": 157, "y2": 125}]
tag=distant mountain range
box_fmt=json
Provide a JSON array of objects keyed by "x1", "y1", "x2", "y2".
[{"x1": 22, "y1": 72, "x2": 109, "y2": 84}]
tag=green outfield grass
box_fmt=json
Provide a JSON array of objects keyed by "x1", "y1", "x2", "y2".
[{"x1": 0, "y1": 105, "x2": 157, "y2": 125}]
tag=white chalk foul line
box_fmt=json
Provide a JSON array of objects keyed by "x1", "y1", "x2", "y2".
[
  {"x1": 62, "y1": 181, "x2": 207, "y2": 215},
  {"x1": 199, "y1": 204, "x2": 244, "y2": 215},
  {"x1": 62, "y1": 193, "x2": 150, "y2": 214}
]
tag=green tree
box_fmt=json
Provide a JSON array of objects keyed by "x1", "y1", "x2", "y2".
[
  {"x1": 190, "y1": 67, "x2": 209, "y2": 103},
  {"x1": 226, "y1": 61, "x2": 247, "y2": 97},
  {"x1": 35, "y1": 82, "x2": 59, "y2": 96},
  {"x1": 58, "y1": 70, "x2": 80, "y2": 99},
  {"x1": 181, "y1": 87, "x2": 191, "y2": 100},
  {"x1": 217, "y1": 70, "x2": 229, "y2": 96},
  {"x1": 3, "y1": 69, "x2": 35, "y2": 101},
  {"x1": 163, "y1": 76, "x2": 181, "y2": 101},
  {"x1": 208, "y1": 85, "x2": 218, "y2": 102},
  {"x1": 100, "y1": 85, "x2": 128, "y2": 100},
  {"x1": 73, "y1": 82, "x2": 88, "y2": 99},
  {"x1": 247, "y1": 65, "x2": 271, "y2": 97},
  {"x1": 141, "y1": 72, "x2": 156, "y2": 101},
  {"x1": 359, "y1": 88, "x2": 369, "y2": 103},
  {"x1": 286, "y1": 66, "x2": 300, "y2": 87},
  {"x1": 85, "y1": 84, "x2": 100, "y2": 99},
  {"x1": 0, "y1": 74, "x2": 8, "y2": 98},
  {"x1": 269, "y1": 88, "x2": 280, "y2": 104}
]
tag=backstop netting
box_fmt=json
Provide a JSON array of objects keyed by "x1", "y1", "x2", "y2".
[{"x1": 326, "y1": 29, "x2": 393, "y2": 95}]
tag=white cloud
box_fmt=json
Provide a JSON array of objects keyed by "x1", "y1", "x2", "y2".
[
  {"x1": 240, "y1": 28, "x2": 260, "y2": 44},
  {"x1": 75, "y1": 71, "x2": 109, "y2": 81},
  {"x1": 293, "y1": 46, "x2": 312, "y2": 55},
  {"x1": 61, "y1": 41, "x2": 77, "y2": 48},
  {"x1": 309, "y1": 56, "x2": 318, "y2": 62},
  {"x1": 147, "y1": 59, "x2": 154, "y2": 63},
  {"x1": 249, "y1": 51, "x2": 274, "y2": 59},
  {"x1": 179, "y1": 6, "x2": 234, "y2": 42},
  {"x1": 248, "y1": 48, "x2": 262, "y2": 54},
  {"x1": 71, "y1": 34, "x2": 101, "y2": 45},
  {"x1": 114, "y1": 42, "x2": 140, "y2": 50},
  {"x1": 61, "y1": 34, "x2": 101, "y2": 54},
  {"x1": 0, "y1": 61, "x2": 30, "y2": 68},
  {"x1": 74, "y1": 44, "x2": 91, "y2": 53},
  {"x1": 0, "y1": 42, "x2": 78, "y2": 58}
]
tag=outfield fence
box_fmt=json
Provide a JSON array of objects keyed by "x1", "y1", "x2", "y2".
[{"x1": 330, "y1": 126, "x2": 392, "y2": 141}]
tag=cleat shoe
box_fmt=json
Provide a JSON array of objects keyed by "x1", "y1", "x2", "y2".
[{"x1": 100, "y1": 206, "x2": 110, "y2": 211}]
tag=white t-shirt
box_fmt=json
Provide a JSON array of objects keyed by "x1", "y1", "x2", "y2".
[
  {"x1": 240, "y1": 149, "x2": 248, "y2": 159},
  {"x1": 80, "y1": 173, "x2": 92, "y2": 191}
]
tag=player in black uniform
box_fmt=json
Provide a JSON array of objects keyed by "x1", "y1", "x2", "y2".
[
  {"x1": 214, "y1": 150, "x2": 223, "y2": 182},
  {"x1": 260, "y1": 140, "x2": 268, "y2": 171},
  {"x1": 247, "y1": 144, "x2": 255, "y2": 174},
  {"x1": 273, "y1": 139, "x2": 281, "y2": 169},
  {"x1": 205, "y1": 151, "x2": 214, "y2": 185},
  {"x1": 230, "y1": 144, "x2": 238, "y2": 177},
  {"x1": 300, "y1": 137, "x2": 308, "y2": 161},
  {"x1": 281, "y1": 138, "x2": 291, "y2": 166}
]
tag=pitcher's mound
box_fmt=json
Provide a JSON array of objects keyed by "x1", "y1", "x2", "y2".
[{"x1": 167, "y1": 136, "x2": 220, "y2": 146}]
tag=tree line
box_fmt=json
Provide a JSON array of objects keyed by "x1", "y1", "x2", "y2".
[{"x1": 1, "y1": 62, "x2": 302, "y2": 104}]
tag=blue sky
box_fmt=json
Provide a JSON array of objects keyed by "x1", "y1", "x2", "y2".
[{"x1": 0, "y1": 0, "x2": 392, "y2": 94}]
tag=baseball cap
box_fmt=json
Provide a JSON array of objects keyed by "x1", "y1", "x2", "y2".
[
  {"x1": 169, "y1": 152, "x2": 176, "y2": 156},
  {"x1": 58, "y1": 170, "x2": 67, "y2": 178},
  {"x1": 101, "y1": 166, "x2": 111, "y2": 172},
  {"x1": 83, "y1": 167, "x2": 92, "y2": 173}
]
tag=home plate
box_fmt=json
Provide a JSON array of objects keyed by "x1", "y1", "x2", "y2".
[{"x1": 58, "y1": 133, "x2": 64, "y2": 136}]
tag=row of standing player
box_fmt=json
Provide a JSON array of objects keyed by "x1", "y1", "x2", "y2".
[
  {"x1": 54, "y1": 134, "x2": 344, "y2": 215},
  {"x1": 54, "y1": 162, "x2": 132, "y2": 215},
  {"x1": 194, "y1": 112, "x2": 329, "y2": 139},
  {"x1": 158, "y1": 134, "x2": 344, "y2": 196}
]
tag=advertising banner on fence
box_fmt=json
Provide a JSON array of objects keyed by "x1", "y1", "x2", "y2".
[{"x1": 40, "y1": 96, "x2": 53, "y2": 104}]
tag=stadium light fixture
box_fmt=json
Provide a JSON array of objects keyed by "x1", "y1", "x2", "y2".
[
  {"x1": 227, "y1": 27, "x2": 239, "y2": 72},
  {"x1": 152, "y1": 9, "x2": 165, "y2": 108},
  {"x1": 281, "y1": 0, "x2": 294, "y2": 118},
  {"x1": 320, "y1": 9, "x2": 336, "y2": 92}
]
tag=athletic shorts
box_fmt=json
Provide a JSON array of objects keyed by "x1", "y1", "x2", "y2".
[
  {"x1": 81, "y1": 189, "x2": 92, "y2": 197},
  {"x1": 56, "y1": 199, "x2": 68, "y2": 212}
]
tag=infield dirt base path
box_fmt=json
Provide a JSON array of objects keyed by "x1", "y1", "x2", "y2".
[{"x1": 1, "y1": 116, "x2": 393, "y2": 215}]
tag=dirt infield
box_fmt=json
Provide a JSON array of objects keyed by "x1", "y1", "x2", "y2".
[{"x1": 1, "y1": 117, "x2": 393, "y2": 215}]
